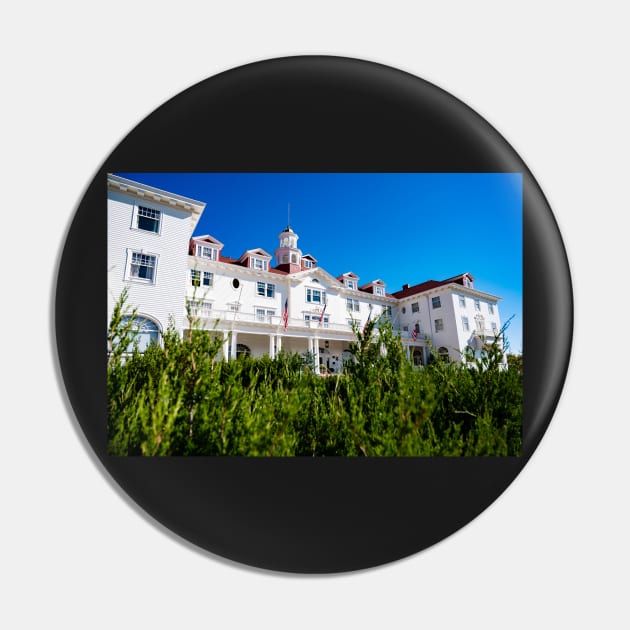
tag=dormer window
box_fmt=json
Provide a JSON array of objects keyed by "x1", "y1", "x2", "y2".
[
  {"x1": 250, "y1": 257, "x2": 268, "y2": 271},
  {"x1": 374, "y1": 286, "x2": 385, "y2": 296},
  {"x1": 346, "y1": 279, "x2": 357, "y2": 290},
  {"x1": 304, "y1": 259, "x2": 312, "y2": 269},
  {"x1": 195, "y1": 244, "x2": 218, "y2": 260}
]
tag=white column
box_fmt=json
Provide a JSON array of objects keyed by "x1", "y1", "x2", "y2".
[
  {"x1": 405, "y1": 344, "x2": 410, "y2": 360},
  {"x1": 222, "y1": 331, "x2": 229, "y2": 361},
  {"x1": 276, "y1": 334, "x2": 282, "y2": 354},
  {"x1": 230, "y1": 330, "x2": 238, "y2": 361},
  {"x1": 269, "y1": 334, "x2": 275, "y2": 359}
]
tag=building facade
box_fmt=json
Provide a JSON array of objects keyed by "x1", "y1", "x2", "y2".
[{"x1": 108, "y1": 174, "x2": 504, "y2": 371}]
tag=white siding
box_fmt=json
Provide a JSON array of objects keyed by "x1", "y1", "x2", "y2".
[{"x1": 107, "y1": 188, "x2": 195, "y2": 335}]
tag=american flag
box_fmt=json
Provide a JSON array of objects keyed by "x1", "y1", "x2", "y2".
[
  {"x1": 363, "y1": 312, "x2": 371, "y2": 334},
  {"x1": 319, "y1": 303, "x2": 327, "y2": 324},
  {"x1": 282, "y1": 298, "x2": 289, "y2": 330},
  {"x1": 411, "y1": 327, "x2": 418, "y2": 341}
]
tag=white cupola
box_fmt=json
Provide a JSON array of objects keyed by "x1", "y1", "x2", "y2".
[{"x1": 275, "y1": 224, "x2": 303, "y2": 273}]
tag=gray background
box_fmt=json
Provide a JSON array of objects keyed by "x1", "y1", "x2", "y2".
[{"x1": 2, "y1": 1, "x2": 626, "y2": 627}]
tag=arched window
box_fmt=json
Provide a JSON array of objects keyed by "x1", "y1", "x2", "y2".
[
  {"x1": 236, "y1": 343, "x2": 251, "y2": 358},
  {"x1": 438, "y1": 346, "x2": 450, "y2": 362},
  {"x1": 120, "y1": 316, "x2": 160, "y2": 352},
  {"x1": 291, "y1": 253, "x2": 297, "y2": 263}
]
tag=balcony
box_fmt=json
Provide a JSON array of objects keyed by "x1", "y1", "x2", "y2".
[
  {"x1": 192, "y1": 309, "x2": 357, "y2": 334},
  {"x1": 395, "y1": 329, "x2": 428, "y2": 341}
]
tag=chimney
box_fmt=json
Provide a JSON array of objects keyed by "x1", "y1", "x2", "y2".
[{"x1": 402, "y1": 283, "x2": 410, "y2": 290}]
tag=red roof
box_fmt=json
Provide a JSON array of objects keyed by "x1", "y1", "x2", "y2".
[{"x1": 391, "y1": 273, "x2": 471, "y2": 299}]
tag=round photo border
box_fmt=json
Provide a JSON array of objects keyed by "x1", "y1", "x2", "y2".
[{"x1": 55, "y1": 56, "x2": 572, "y2": 573}]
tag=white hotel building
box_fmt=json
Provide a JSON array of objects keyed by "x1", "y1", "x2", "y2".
[{"x1": 108, "y1": 174, "x2": 504, "y2": 373}]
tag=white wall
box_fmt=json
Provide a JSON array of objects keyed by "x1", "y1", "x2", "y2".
[{"x1": 108, "y1": 188, "x2": 194, "y2": 335}]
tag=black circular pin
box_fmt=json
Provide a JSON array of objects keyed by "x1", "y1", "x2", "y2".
[{"x1": 55, "y1": 56, "x2": 572, "y2": 573}]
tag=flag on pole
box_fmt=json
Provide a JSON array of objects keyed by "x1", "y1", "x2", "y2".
[
  {"x1": 319, "y1": 303, "x2": 327, "y2": 324},
  {"x1": 411, "y1": 327, "x2": 418, "y2": 341},
  {"x1": 282, "y1": 298, "x2": 289, "y2": 330},
  {"x1": 363, "y1": 312, "x2": 371, "y2": 334}
]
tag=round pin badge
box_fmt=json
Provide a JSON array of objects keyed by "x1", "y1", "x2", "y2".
[{"x1": 55, "y1": 56, "x2": 572, "y2": 573}]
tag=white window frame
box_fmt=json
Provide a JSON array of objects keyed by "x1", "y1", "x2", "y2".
[
  {"x1": 459, "y1": 295, "x2": 466, "y2": 308},
  {"x1": 133, "y1": 205, "x2": 161, "y2": 234},
  {"x1": 127, "y1": 250, "x2": 158, "y2": 284},
  {"x1": 256, "y1": 281, "x2": 275, "y2": 298},
  {"x1": 432, "y1": 296, "x2": 441, "y2": 309},
  {"x1": 188, "y1": 300, "x2": 213, "y2": 318},
  {"x1": 306, "y1": 287, "x2": 326, "y2": 304},
  {"x1": 462, "y1": 316, "x2": 470, "y2": 332},
  {"x1": 383, "y1": 305, "x2": 392, "y2": 318},
  {"x1": 474, "y1": 299, "x2": 481, "y2": 311},
  {"x1": 250, "y1": 256, "x2": 268, "y2": 271},
  {"x1": 435, "y1": 318, "x2": 444, "y2": 332},
  {"x1": 304, "y1": 313, "x2": 329, "y2": 327},
  {"x1": 411, "y1": 302, "x2": 419, "y2": 313},
  {"x1": 304, "y1": 259, "x2": 313, "y2": 269},
  {"x1": 346, "y1": 279, "x2": 357, "y2": 290},
  {"x1": 488, "y1": 303, "x2": 495, "y2": 314},
  {"x1": 195, "y1": 244, "x2": 218, "y2": 261},
  {"x1": 119, "y1": 315, "x2": 160, "y2": 352},
  {"x1": 346, "y1": 298, "x2": 360, "y2": 312},
  {"x1": 256, "y1": 307, "x2": 276, "y2": 323},
  {"x1": 374, "y1": 285, "x2": 385, "y2": 296},
  {"x1": 191, "y1": 269, "x2": 213, "y2": 288}
]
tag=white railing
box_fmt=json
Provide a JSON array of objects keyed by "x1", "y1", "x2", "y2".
[
  {"x1": 195, "y1": 310, "x2": 355, "y2": 333},
  {"x1": 191, "y1": 309, "x2": 434, "y2": 339}
]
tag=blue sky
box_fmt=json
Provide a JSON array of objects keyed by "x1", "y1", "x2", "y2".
[{"x1": 118, "y1": 172, "x2": 523, "y2": 353}]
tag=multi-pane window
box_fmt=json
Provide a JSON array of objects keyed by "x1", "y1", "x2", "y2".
[
  {"x1": 491, "y1": 321, "x2": 498, "y2": 332},
  {"x1": 304, "y1": 314, "x2": 329, "y2": 327},
  {"x1": 250, "y1": 257, "x2": 268, "y2": 271},
  {"x1": 119, "y1": 316, "x2": 159, "y2": 352},
  {"x1": 136, "y1": 206, "x2": 160, "y2": 233},
  {"x1": 346, "y1": 279, "x2": 357, "y2": 290},
  {"x1": 188, "y1": 300, "x2": 213, "y2": 318},
  {"x1": 190, "y1": 270, "x2": 213, "y2": 287},
  {"x1": 304, "y1": 259, "x2": 313, "y2": 269},
  {"x1": 306, "y1": 288, "x2": 326, "y2": 304},
  {"x1": 403, "y1": 325, "x2": 409, "y2": 332},
  {"x1": 228, "y1": 303, "x2": 241, "y2": 312},
  {"x1": 346, "y1": 298, "x2": 360, "y2": 312},
  {"x1": 488, "y1": 303, "x2": 495, "y2": 314},
  {"x1": 374, "y1": 286, "x2": 385, "y2": 296},
  {"x1": 474, "y1": 299, "x2": 481, "y2": 311},
  {"x1": 347, "y1": 318, "x2": 360, "y2": 328},
  {"x1": 256, "y1": 308, "x2": 276, "y2": 322},
  {"x1": 459, "y1": 296, "x2": 466, "y2": 308},
  {"x1": 435, "y1": 318, "x2": 444, "y2": 332},
  {"x1": 383, "y1": 305, "x2": 392, "y2": 318},
  {"x1": 256, "y1": 281, "x2": 275, "y2": 298},
  {"x1": 195, "y1": 245, "x2": 217, "y2": 260},
  {"x1": 130, "y1": 252, "x2": 156, "y2": 282},
  {"x1": 432, "y1": 296, "x2": 441, "y2": 309},
  {"x1": 411, "y1": 302, "x2": 419, "y2": 313},
  {"x1": 462, "y1": 316, "x2": 470, "y2": 331}
]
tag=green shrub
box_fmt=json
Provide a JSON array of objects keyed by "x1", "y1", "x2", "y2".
[{"x1": 107, "y1": 297, "x2": 522, "y2": 456}]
